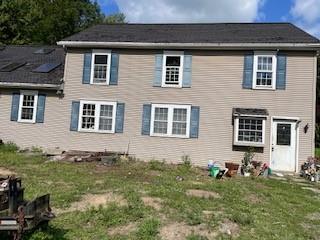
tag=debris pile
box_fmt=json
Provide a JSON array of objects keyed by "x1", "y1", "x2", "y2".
[
  {"x1": 301, "y1": 157, "x2": 320, "y2": 182},
  {"x1": 48, "y1": 150, "x2": 127, "y2": 165}
]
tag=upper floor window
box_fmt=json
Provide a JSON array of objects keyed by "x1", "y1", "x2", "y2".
[
  {"x1": 18, "y1": 91, "x2": 38, "y2": 123},
  {"x1": 90, "y1": 50, "x2": 111, "y2": 85},
  {"x1": 253, "y1": 52, "x2": 277, "y2": 90},
  {"x1": 78, "y1": 100, "x2": 116, "y2": 133},
  {"x1": 150, "y1": 104, "x2": 191, "y2": 138},
  {"x1": 162, "y1": 51, "x2": 184, "y2": 88}
]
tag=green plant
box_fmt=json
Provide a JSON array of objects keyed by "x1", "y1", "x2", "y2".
[
  {"x1": 135, "y1": 218, "x2": 160, "y2": 239},
  {"x1": 242, "y1": 148, "x2": 255, "y2": 173},
  {"x1": 182, "y1": 154, "x2": 191, "y2": 166},
  {"x1": 0, "y1": 142, "x2": 19, "y2": 153},
  {"x1": 315, "y1": 124, "x2": 320, "y2": 148}
]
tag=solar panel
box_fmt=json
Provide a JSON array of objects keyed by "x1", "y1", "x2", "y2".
[
  {"x1": 33, "y1": 48, "x2": 55, "y2": 54},
  {"x1": 0, "y1": 62, "x2": 26, "y2": 72},
  {"x1": 33, "y1": 62, "x2": 61, "y2": 73}
]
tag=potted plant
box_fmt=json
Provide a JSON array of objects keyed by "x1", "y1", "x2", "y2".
[{"x1": 242, "y1": 148, "x2": 255, "y2": 177}]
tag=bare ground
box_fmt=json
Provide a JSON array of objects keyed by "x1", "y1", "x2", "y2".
[
  {"x1": 56, "y1": 192, "x2": 127, "y2": 214},
  {"x1": 0, "y1": 167, "x2": 16, "y2": 176},
  {"x1": 186, "y1": 189, "x2": 221, "y2": 199},
  {"x1": 107, "y1": 222, "x2": 138, "y2": 236},
  {"x1": 141, "y1": 196, "x2": 163, "y2": 211}
]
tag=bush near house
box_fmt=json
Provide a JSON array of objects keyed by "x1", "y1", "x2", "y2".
[{"x1": 0, "y1": 144, "x2": 320, "y2": 239}]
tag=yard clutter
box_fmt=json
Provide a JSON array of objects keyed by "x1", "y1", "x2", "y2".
[
  {"x1": 48, "y1": 150, "x2": 127, "y2": 165},
  {"x1": 0, "y1": 176, "x2": 54, "y2": 240},
  {"x1": 301, "y1": 157, "x2": 320, "y2": 182},
  {"x1": 208, "y1": 148, "x2": 271, "y2": 179}
]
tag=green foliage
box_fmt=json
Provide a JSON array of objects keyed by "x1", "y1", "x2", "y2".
[
  {"x1": 315, "y1": 124, "x2": 320, "y2": 148},
  {"x1": 0, "y1": 142, "x2": 19, "y2": 153},
  {"x1": 104, "y1": 13, "x2": 127, "y2": 24},
  {"x1": 0, "y1": 0, "x2": 108, "y2": 44},
  {"x1": 242, "y1": 147, "x2": 255, "y2": 172},
  {"x1": 182, "y1": 154, "x2": 192, "y2": 167},
  {"x1": 135, "y1": 218, "x2": 160, "y2": 240}
]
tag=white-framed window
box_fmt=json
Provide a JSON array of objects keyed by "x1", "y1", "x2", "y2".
[
  {"x1": 78, "y1": 100, "x2": 117, "y2": 133},
  {"x1": 150, "y1": 104, "x2": 191, "y2": 138},
  {"x1": 234, "y1": 117, "x2": 266, "y2": 146},
  {"x1": 18, "y1": 90, "x2": 38, "y2": 123},
  {"x1": 162, "y1": 51, "x2": 184, "y2": 88},
  {"x1": 90, "y1": 50, "x2": 111, "y2": 85},
  {"x1": 253, "y1": 52, "x2": 277, "y2": 90}
]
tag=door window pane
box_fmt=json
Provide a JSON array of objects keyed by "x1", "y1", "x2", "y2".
[{"x1": 277, "y1": 123, "x2": 291, "y2": 146}]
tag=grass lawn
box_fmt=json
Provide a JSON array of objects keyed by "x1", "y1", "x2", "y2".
[{"x1": 0, "y1": 144, "x2": 320, "y2": 240}]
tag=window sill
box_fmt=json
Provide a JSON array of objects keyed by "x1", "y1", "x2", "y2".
[
  {"x1": 252, "y1": 86, "x2": 275, "y2": 91},
  {"x1": 161, "y1": 84, "x2": 182, "y2": 88},
  {"x1": 78, "y1": 129, "x2": 115, "y2": 134},
  {"x1": 150, "y1": 133, "x2": 190, "y2": 139},
  {"x1": 233, "y1": 141, "x2": 264, "y2": 147},
  {"x1": 17, "y1": 120, "x2": 36, "y2": 124}
]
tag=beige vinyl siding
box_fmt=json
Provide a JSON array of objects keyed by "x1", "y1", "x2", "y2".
[{"x1": 0, "y1": 49, "x2": 316, "y2": 168}]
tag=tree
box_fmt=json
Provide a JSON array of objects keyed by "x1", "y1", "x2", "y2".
[
  {"x1": 0, "y1": 0, "x2": 104, "y2": 44},
  {"x1": 104, "y1": 13, "x2": 127, "y2": 24}
]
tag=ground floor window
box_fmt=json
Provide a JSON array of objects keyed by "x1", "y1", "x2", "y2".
[
  {"x1": 79, "y1": 100, "x2": 116, "y2": 133},
  {"x1": 150, "y1": 104, "x2": 191, "y2": 138},
  {"x1": 18, "y1": 91, "x2": 38, "y2": 123},
  {"x1": 234, "y1": 117, "x2": 265, "y2": 146}
]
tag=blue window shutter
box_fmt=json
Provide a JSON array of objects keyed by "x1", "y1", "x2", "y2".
[
  {"x1": 36, "y1": 94, "x2": 46, "y2": 123},
  {"x1": 142, "y1": 104, "x2": 152, "y2": 135},
  {"x1": 190, "y1": 106, "x2": 200, "y2": 138},
  {"x1": 10, "y1": 93, "x2": 20, "y2": 121},
  {"x1": 109, "y1": 53, "x2": 119, "y2": 85},
  {"x1": 276, "y1": 54, "x2": 287, "y2": 90},
  {"x1": 115, "y1": 102, "x2": 125, "y2": 133},
  {"x1": 153, "y1": 54, "x2": 163, "y2": 87},
  {"x1": 70, "y1": 101, "x2": 80, "y2": 131},
  {"x1": 243, "y1": 54, "x2": 254, "y2": 89},
  {"x1": 82, "y1": 53, "x2": 92, "y2": 84},
  {"x1": 182, "y1": 54, "x2": 192, "y2": 87}
]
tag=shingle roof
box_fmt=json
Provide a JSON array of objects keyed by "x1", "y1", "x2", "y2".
[
  {"x1": 233, "y1": 108, "x2": 269, "y2": 116},
  {"x1": 63, "y1": 23, "x2": 319, "y2": 44},
  {"x1": 0, "y1": 45, "x2": 65, "y2": 86}
]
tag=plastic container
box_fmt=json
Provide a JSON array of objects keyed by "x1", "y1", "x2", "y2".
[{"x1": 210, "y1": 167, "x2": 220, "y2": 178}]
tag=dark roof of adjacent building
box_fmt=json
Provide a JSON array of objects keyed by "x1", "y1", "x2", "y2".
[
  {"x1": 62, "y1": 23, "x2": 319, "y2": 44},
  {"x1": 0, "y1": 45, "x2": 65, "y2": 86},
  {"x1": 233, "y1": 108, "x2": 269, "y2": 116}
]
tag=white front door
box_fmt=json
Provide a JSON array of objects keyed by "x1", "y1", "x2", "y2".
[{"x1": 271, "y1": 119, "x2": 297, "y2": 172}]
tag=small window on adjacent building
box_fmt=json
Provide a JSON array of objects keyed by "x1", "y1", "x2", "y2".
[
  {"x1": 253, "y1": 52, "x2": 277, "y2": 90},
  {"x1": 151, "y1": 104, "x2": 190, "y2": 138},
  {"x1": 162, "y1": 52, "x2": 184, "y2": 87},
  {"x1": 18, "y1": 91, "x2": 38, "y2": 123},
  {"x1": 91, "y1": 51, "x2": 111, "y2": 85},
  {"x1": 79, "y1": 100, "x2": 116, "y2": 133}
]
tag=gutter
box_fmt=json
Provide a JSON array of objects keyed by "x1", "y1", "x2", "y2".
[
  {"x1": 57, "y1": 41, "x2": 320, "y2": 50},
  {"x1": 0, "y1": 81, "x2": 64, "y2": 94}
]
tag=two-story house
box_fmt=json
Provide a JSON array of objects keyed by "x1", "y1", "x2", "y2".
[{"x1": 0, "y1": 23, "x2": 319, "y2": 172}]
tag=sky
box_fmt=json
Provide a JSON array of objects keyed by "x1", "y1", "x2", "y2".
[{"x1": 97, "y1": 0, "x2": 320, "y2": 37}]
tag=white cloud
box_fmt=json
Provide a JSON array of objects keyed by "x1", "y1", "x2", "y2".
[
  {"x1": 290, "y1": 0, "x2": 320, "y2": 37},
  {"x1": 114, "y1": 0, "x2": 265, "y2": 23}
]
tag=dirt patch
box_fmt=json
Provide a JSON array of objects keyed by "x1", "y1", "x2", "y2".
[
  {"x1": 302, "y1": 187, "x2": 320, "y2": 194},
  {"x1": 306, "y1": 212, "x2": 320, "y2": 221},
  {"x1": 219, "y1": 219, "x2": 240, "y2": 237},
  {"x1": 0, "y1": 167, "x2": 16, "y2": 176},
  {"x1": 107, "y1": 222, "x2": 138, "y2": 236},
  {"x1": 186, "y1": 189, "x2": 221, "y2": 199},
  {"x1": 141, "y1": 196, "x2": 163, "y2": 211},
  {"x1": 160, "y1": 222, "x2": 217, "y2": 240},
  {"x1": 246, "y1": 194, "x2": 263, "y2": 204},
  {"x1": 57, "y1": 192, "x2": 127, "y2": 214}
]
